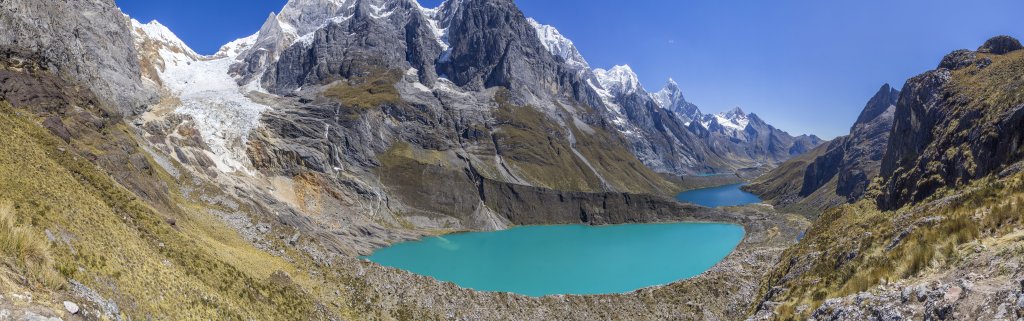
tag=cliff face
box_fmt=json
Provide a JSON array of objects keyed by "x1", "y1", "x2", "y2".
[
  {"x1": 752, "y1": 36, "x2": 1024, "y2": 213},
  {"x1": 747, "y1": 84, "x2": 899, "y2": 214},
  {"x1": 0, "y1": 0, "x2": 153, "y2": 114},
  {"x1": 748, "y1": 36, "x2": 1024, "y2": 321},
  {"x1": 0, "y1": 0, "x2": 822, "y2": 319},
  {"x1": 263, "y1": 0, "x2": 444, "y2": 93},
  {"x1": 879, "y1": 37, "x2": 1024, "y2": 209}
]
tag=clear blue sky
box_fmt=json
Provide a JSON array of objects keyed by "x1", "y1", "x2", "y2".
[{"x1": 117, "y1": 0, "x2": 1024, "y2": 139}]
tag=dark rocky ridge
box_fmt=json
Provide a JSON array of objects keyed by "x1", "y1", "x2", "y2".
[
  {"x1": 238, "y1": 0, "x2": 822, "y2": 182},
  {"x1": 879, "y1": 35, "x2": 1024, "y2": 209},
  {"x1": 747, "y1": 84, "x2": 900, "y2": 214},
  {"x1": 978, "y1": 35, "x2": 1023, "y2": 55}
]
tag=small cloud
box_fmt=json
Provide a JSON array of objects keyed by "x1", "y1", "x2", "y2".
[{"x1": 668, "y1": 40, "x2": 676, "y2": 44}]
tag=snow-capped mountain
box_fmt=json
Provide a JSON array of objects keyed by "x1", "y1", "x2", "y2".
[
  {"x1": 528, "y1": 18, "x2": 588, "y2": 69},
  {"x1": 130, "y1": 19, "x2": 199, "y2": 60},
  {"x1": 131, "y1": 19, "x2": 270, "y2": 174},
  {"x1": 130, "y1": 0, "x2": 823, "y2": 182},
  {"x1": 701, "y1": 107, "x2": 751, "y2": 135},
  {"x1": 593, "y1": 65, "x2": 644, "y2": 96},
  {"x1": 651, "y1": 78, "x2": 702, "y2": 123}
]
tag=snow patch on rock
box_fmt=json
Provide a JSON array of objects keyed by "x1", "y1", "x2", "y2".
[
  {"x1": 593, "y1": 65, "x2": 644, "y2": 97},
  {"x1": 133, "y1": 18, "x2": 270, "y2": 174},
  {"x1": 527, "y1": 18, "x2": 588, "y2": 69}
]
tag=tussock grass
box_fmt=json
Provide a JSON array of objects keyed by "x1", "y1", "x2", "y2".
[
  {"x1": 0, "y1": 101, "x2": 325, "y2": 319},
  {"x1": 759, "y1": 172, "x2": 1024, "y2": 320},
  {"x1": 0, "y1": 201, "x2": 63, "y2": 289}
]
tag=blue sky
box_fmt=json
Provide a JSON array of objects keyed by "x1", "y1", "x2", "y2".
[{"x1": 117, "y1": 0, "x2": 1024, "y2": 139}]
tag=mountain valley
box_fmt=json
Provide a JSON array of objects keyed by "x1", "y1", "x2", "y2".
[{"x1": 0, "y1": 0, "x2": 1022, "y2": 320}]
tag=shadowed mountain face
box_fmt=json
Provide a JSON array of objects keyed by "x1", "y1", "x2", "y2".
[
  {"x1": 231, "y1": 0, "x2": 821, "y2": 183},
  {"x1": 750, "y1": 36, "x2": 1024, "y2": 213},
  {"x1": 747, "y1": 84, "x2": 900, "y2": 214},
  {"x1": 878, "y1": 37, "x2": 1024, "y2": 209},
  {"x1": 746, "y1": 37, "x2": 1024, "y2": 320}
]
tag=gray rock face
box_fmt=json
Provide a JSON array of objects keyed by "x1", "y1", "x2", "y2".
[
  {"x1": 234, "y1": 0, "x2": 823, "y2": 183},
  {"x1": 612, "y1": 89, "x2": 728, "y2": 174},
  {"x1": 263, "y1": 0, "x2": 443, "y2": 93},
  {"x1": 803, "y1": 84, "x2": 900, "y2": 201},
  {"x1": 939, "y1": 49, "x2": 978, "y2": 70},
  {"x1": 652, "y1": 79, "x2": 702, "y2": 123},
  {"x1": 701, "y1": 109, "x2": 825, "y2": 169},
  {"x1": 746, "y1": 84, "x2": 898, "y2": 213},
  {"x1": 877, "y1": 37, "x2": 1024, "y2": 210},
  {"x1": 599, "y1": 77, "x2": 824, "y2": 175},
  {"x1": 0, "y1": 0, "x2": 153, "y2": 115},
  {"x1": 978, "y1": 35, "x2": 1023, "y2": 55},
  {"x1": 878, "y1": 69, "x2": 955, "y2": 209},
  {"x1": 435, "y1": 0, "x2": 604, "y2": 107}
]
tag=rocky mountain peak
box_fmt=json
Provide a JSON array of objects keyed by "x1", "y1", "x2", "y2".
[
  {"x1": 853, "y1": 83, "x2": 900, "y2": 128},
  {"x1": 724, "y1": 107, "x2": 746, "y2": 118},
  {"x1": 978, "y1": 35, "x2": 1022, "y2": 55},
  {"x1": 593, "y1": 65, "x2": 643, "y2": 96},
  {"x1": 654, "y1": 78, "x2": 680, "y2": 98},
  {"x1": 652, "y1": 78, "x2": 702, "y2": 122},
  {"x1": 130, "y1": 19, "x2": 200, "y2": 59},
  {"x1": 527, "y1": 18, "x2": 588, "y2": 69}
]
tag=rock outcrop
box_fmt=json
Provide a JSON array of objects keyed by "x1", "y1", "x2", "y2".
[
  {"x1": 0, "y1": 0, "x2": 153, "y2": 114},
  {"x1": 879, "y1": 35, "x2": 1024, "y2": 209},
  {"x1": 747, "y1": 84, "x2": 899, "y2": 213},
  {"x1": 978, "y1": 35, "x2": 1023, "y2": 55},
  {"x1": 748, "y1": 36, "x2": 1024, "y2": 320}
]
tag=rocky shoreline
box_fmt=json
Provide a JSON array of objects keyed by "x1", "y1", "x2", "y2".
[{"x1": 322, "y1": 202, "x2": 809, "y2": 321}]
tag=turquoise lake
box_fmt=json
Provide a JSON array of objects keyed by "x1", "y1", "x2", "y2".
[
  {"x1": 675, "y1": 183, "x2": 763, "y2": 207},
  {"x1": 365, "y1": 223, "x2": 745, "y2": 297}
]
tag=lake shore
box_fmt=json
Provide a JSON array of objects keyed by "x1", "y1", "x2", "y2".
[{"x1": 328, "y1": 203, "x2": 809, "y2": 320}]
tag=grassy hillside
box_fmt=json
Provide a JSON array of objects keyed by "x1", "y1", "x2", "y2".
[
  {"x1": 755, "y1": 170, "x2": 1024, "y2": 319},
  {"x1": 0, "y1": 101, "x2": 338, "y2": 319},
  {"x1": 745, "y1": 142, "x2": 845, "y2": 216}
]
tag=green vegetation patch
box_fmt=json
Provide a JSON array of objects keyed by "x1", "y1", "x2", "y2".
[
  {"x1": 377, "y1": 142, "x2": 480, "y2": 220},
  {"x1": 0, "y1": 202, "x2": 63, "y2": 290},
  {"x1": 491, "y1": 91, "x2": 603, "y2": 192},
  {"x1": 323, "y1": 70, "x2": 403, "y2": 110},
  {"x1": 568, "y1": 121, "x2": 678, "y2": 195}
]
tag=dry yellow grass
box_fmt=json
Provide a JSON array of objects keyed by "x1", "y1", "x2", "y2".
[{"x1": 0, "y1": 201, "x2": 63, "y2": 289}]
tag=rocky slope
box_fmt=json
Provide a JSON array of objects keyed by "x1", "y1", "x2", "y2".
[
  {"x1": 878, "y1": 35, "x2": 1024, "y2": 210},
  {"x1": 121, "y1": 0, "x2": 824, "y2": 238},
  {"x1": 747, "y1": 36, "x2": 1024, "y2": 320}
]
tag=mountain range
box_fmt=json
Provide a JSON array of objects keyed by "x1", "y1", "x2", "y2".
[{"x1": 1, "y1": 0, "x2": 1023, "y2": 320}]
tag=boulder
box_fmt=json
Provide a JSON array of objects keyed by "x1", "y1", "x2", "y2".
[
  {"x1": 938, "y1": 49, "x2": 977, "y2": 70},
  {"x1": 63, "y1": 301, "x2": 79, "y2": 314},
  {"x1": 978, "y1": 35, "x2": 1023, "y2": 55}
]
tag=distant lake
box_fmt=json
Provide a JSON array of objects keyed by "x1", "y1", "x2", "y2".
[
  {"x1": 365, "y1": 223, "x2": 745, "y2": 297},
  {"x1": 675, "y1": 183, "x2": 763, "y2": 207}
]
